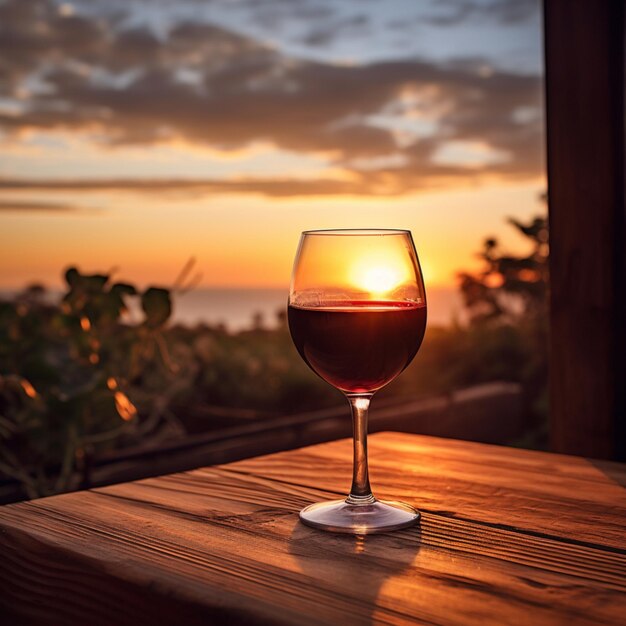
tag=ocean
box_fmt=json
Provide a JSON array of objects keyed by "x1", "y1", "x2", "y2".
[
  {"x1": 1, "y1": 286, "x2": 465, "y2": 331},
  {"x1": 170, "y1": 286, "x2": 465, "y2": 330}
]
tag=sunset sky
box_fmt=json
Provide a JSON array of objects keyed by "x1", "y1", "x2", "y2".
[{"x1": 0, "y1": 0, "x2": 544, "y2": 290}]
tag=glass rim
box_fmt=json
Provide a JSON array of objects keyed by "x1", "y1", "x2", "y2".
[{"x1": 301, "y1": 228, "x2": 411, "y2": 236}]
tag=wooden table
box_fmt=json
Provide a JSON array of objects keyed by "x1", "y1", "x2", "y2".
[{"x1": 1, "y1": 433, "x2": 625, "y2": 625}]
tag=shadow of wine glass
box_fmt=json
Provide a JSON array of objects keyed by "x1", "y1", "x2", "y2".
[{"x1": 288, "y1": 519, "x2": 421, "y2": 625}]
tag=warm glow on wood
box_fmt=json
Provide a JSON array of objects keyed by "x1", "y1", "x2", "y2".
[{"x1": 1, "y1": 434, "x2": 621, "y2": 625}]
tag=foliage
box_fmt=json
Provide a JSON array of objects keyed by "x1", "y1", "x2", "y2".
[
  {"x1": 0, "y1": 269, "x2": 183, "y2": 498},
  {"x1": 458, "y1": 216, "x2": 549, "y2": 324},
  {"x1": 456, "y1": 215, "x2": 549, "y2": 421},
  {"x1": 167, "y1": 320, "x2": 337, "y2": 419},
  {"x1": 1, "y1": 216, "x2": 550, "y2": 498},
  {"x1": 0, "y1": 270, "x2": 336, "y2": 499}
]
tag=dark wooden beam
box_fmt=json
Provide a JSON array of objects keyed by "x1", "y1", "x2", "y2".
[{"x1": 544, "y1": 0, "x2": 626, "y2": 459}]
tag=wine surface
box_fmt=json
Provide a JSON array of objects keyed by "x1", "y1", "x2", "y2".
[{"x1": 288, "y1": 301, "x2": 427, "y2": 393}]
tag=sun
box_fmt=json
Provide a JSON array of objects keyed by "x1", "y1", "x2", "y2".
[
  {"x1": 356, "y1": 265, "x2": 404, "y2": 295},
  {"x1": 349, "y1": 255, "x2": 409, "y2": 296}
]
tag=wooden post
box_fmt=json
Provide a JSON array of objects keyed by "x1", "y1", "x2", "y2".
[{"x1": 544, "y1": 0, "x2": 626, "y2": 459}]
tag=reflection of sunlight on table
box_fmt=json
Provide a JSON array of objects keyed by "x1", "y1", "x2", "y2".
[
  {"x1": 354, "y1": 534, "x2": 366, "y2": 554},
  {"x1": 371, "y1": 541, "x2": 464, "y2": 625},
  {"x1": 289, "y1": 521, "x2": 421, "y2": 624}
]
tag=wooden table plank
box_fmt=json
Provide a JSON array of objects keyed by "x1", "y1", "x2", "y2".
[
  {"x1": 229, "y1": 432, "x2": 626, "y2": 550},
  {"x1": 0, "y1": 433, "x2": 625, "y2": 626}
]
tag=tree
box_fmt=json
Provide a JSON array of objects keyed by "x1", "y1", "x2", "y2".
[
  {"x1": 458, "y1": 216, "x2": 548, "y2": 324},
  {"x1": 457, "y1": 214, "x2": 549, "y2": 428}
]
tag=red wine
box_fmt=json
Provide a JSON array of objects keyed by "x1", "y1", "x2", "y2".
[{"x1": 288, "y1": 301, "x2": 427, "y2": 394}]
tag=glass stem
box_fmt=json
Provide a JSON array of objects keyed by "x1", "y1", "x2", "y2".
[{"x1": 346, "y1": 393, "x2": 375, "y2": 504}]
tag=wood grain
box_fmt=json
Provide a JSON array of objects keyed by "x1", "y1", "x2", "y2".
[
  {"x1": 230, "y1": 432, "x2": 626, "y2": 549},
  {"x1": 0, "y1": 433, "x2": 625, "y2": 625}
]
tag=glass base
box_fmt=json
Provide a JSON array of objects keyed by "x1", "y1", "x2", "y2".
[{"x1": 299, "y1": 497, "x2": 420, "y2": 534}]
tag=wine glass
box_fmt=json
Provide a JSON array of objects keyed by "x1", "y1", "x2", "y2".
[{"x1": 288, "y1": 229, "x2": 427, "y2": 534}]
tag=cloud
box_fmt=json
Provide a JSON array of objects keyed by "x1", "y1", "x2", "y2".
[
  {"x1": 423, "y1": 0, "x2": 539, "y2": 27},
  {"x1": 0, "y1": 175, "x2": 385, "y2": 198},
  {"x1": 0, "y1": 0, "x2": 543, "y2": 196},
  {"x1": 0, "y1": 161, "x2": 522, "y2": 199},
  {"x1": 0, "y1": 0, "x2": 109, "y2": 90},
  {"x1": 301, "y1": 13, "x2": 370, "y2": 47},
  {"x1": 0, "y1": 199, "x2": 98, "y2": 213}
]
